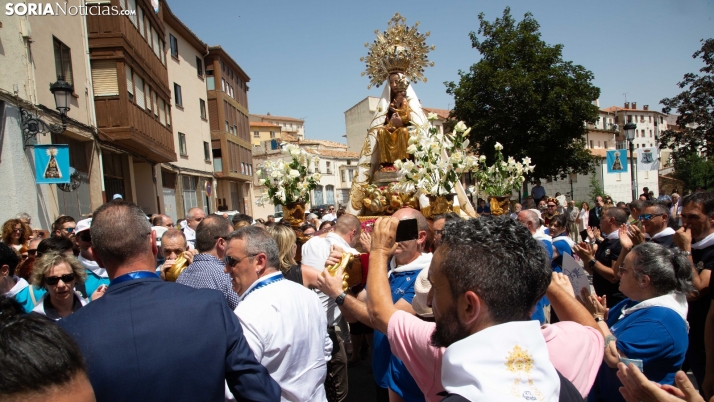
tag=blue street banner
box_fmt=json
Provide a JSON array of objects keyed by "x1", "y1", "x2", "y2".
[
  {"x1": 34, "y1": 144, "x2": 70, "y2": 184},
  {"x1": 606, "y1": 149, "x2": 628, "y2": 174}
]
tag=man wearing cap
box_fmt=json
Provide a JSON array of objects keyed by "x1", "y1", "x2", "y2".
[
  {"x1": 75, "y1": 218, "x2": 109, "y2": 300},
  {"x1": 112, "y1": 194, "x2": 123, "y2": 201}
]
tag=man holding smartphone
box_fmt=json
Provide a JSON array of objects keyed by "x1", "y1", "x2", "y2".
[{"x1": 317, "y1": 208, "x2": 432, "y2": 402}]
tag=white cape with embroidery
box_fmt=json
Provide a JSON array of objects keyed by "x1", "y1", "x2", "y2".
[
  {"x1": 442, "y1": 320, "x2": 560, "y2": 401},
  {"x1": 345, "y1": 83, "x2": 475, "y2": 217}
]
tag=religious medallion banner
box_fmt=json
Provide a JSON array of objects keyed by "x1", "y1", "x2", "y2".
[
  {"x1": 606, "y1": 149, "x2": 628, "y2": 174},
  {"x1": 34, "y1": 144, "x2": 70, "y2": 184},
  {"x1": 637, "y1": 147, "x2": 659, "y2": 171}
]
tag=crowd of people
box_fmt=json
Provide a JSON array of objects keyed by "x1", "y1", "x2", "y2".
[{"x1": 1, "y1": 189, "x2": 713, "y2": 402}]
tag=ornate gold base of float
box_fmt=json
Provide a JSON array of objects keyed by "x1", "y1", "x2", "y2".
[
  {"x1": 421, "y1": 194, "x2": 456, "y2": 219},
  {"x1": 360, "y1": 183, "x2": 418, "y2": 216},
  {"x1": 282, "y1": 201, "x2": 306, "y2": 229},
  {"x1": 489, "y1": 195, "x2": 511, "y2": 216}
]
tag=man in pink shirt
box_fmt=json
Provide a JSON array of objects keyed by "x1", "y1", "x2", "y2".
[{"x1": 323, "y1": 217, "x2": 603, "y2": 401}]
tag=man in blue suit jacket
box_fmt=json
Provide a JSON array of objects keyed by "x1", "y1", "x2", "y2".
[{"x1": 60, "y1": 201, "x2": 280, "y2": 402}]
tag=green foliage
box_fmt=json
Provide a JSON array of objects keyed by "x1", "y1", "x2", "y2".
[
  {"x1": 660, "y1": 39, "x2": 714, "y2": 159},
  {"x1": 445, "y1": 7, "x2": 600, "y2": 181},
  {"x1": 673, "y1": 152, "x2": 714, "y2": 192},
  {"x1": 588, "y1": 172, "x2": 607, "y2": 202}
]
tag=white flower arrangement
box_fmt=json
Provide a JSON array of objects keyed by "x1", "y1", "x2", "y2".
[
  {"x1": 394, "y1": 121, "x2": 480, "y2": 196},
  {"x1": 470, "y1": 142, "x2": 535, "y2": 197},
  {"x1": 255, "y1": 143, "x2": 321, "y2": 206}
]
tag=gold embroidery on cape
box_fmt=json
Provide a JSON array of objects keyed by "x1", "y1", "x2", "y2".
[{"x1": 505, "y1": 345, "x2": 544, "y2": 401}]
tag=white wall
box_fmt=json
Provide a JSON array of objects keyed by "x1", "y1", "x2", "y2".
[
  {"x1": 0, "y1": 105, "x2": 58, "y2": 230},
  {"x1": 539, "y1": 157, "x2": 658, "y2": 204},
  {"x1": 344, "y1": 96, "x2": 379, "y2": 153}
]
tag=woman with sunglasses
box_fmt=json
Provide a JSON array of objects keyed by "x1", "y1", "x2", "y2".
[
  {"x1": 30, "y1": 252, "x2": 102, "y2": 320},
  {"x1": 1, "y1": 219, "x2": 31, "y2": 252},
  {"x1": 580, "y1": 242, "x2": 693, "y2": 402},
  {"x1": 543, "y1": 197, "x2": 560, "y2": 226}
]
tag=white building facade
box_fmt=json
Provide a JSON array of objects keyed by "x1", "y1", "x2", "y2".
[{"x1": 251, "y1": 138, "x2": 359, "y2": 220}]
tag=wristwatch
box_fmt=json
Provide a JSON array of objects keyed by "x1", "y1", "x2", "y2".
[
  {"x1": 335, "y1": 292, "x2": 348, "y2": 306},
  {"x1": 594, "y1": 316, "x2": 603, "y2": 323},
  {"x1": 588, "y1": 259, "x2": 596, "y2": 269},
  {"x1": 682, "y1": 251, "x2": 692, "y2": 257}
]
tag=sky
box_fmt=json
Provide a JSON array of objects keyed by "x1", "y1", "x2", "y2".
[{"x1": 166, "y1": 0, "x2": 714, "y2": 142}]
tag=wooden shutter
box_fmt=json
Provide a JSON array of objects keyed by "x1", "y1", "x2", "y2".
[
  {"x1": 158, "y1": 98, "x2": 166, "y2": 125},
  {"x1": 91, "y1": 60, "x2": 119, "y2": 96},
  {"x1": 134, "y1": 74, "x2": 145, "y2": 108},
  {"x1": 125, "y1": 65, "x2": 133, "y2": 95}
]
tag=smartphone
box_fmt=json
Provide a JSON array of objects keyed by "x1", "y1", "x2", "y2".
[{"x1": 395, "y1": 218, "x2": 419, "y2": 243}]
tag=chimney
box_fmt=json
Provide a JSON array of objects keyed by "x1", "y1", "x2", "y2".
[
  {"x1": 643, "y1": 105, "x2": 649, "y2": 111},
  {"x1": 632, "y1": 102, "x2": 637, "y2": 110},
  {"x1": 624, "y1": 102, "x2": 630, "y2": 109}
]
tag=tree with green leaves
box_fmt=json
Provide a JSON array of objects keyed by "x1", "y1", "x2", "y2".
[
  {"x1": 446, "y1": 7, "x2": 600, "y2": 182},
  {"x1": 660, "y1": 39, "x2": 714, "y2": 159},
  {"x1": 672, "y1": 151, "x2": 714, "y2": 192}
]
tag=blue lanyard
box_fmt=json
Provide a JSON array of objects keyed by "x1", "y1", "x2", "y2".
[
  {"x1": 239, "y1": 273, "x2": 284, "y2": 301},
  {"x1": 110, "y1": 271, "x2": 159, "y2": 287}
]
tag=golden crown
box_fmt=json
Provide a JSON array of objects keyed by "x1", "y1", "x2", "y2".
[{"x1": 361, "y1": 13, "x2": 436, "y2": 89}]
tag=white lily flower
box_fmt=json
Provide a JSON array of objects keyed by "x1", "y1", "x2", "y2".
[{"x1": 454, "y1": 121, "x2": 467, "y2": 132}]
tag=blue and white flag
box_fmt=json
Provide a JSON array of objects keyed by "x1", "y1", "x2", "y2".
[
  {"x1": 606, "y1": 150, "x2": 628, "y2": 174},
  {"x1": 637, "y1": 147, "x2": 659, "y2": 171}
]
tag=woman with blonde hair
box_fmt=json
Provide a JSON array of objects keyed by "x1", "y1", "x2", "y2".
[
  {"x1": 31, "y1": 252, "x2": 105, "y2": 320},
  {"x1": 264, "y1": 224, "x2": 302, "y2": 285},
  {"x1": 2, "y1": 219, "x2": 31, "y2": 252}
]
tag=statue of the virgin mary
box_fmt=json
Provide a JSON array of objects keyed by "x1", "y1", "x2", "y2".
[{"x1": 346, "y1": 13, "x2": 476, "y2": 217}]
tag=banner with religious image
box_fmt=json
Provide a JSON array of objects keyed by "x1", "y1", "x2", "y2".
[
  {"x1": 606, "y1": 149, "x2": 628, "y2": 174},
  {"x1": 34, "y1": 144, "x2": 70, "y2": 184},
  {"x1": 637, "y1": 147, "x2": 659, "y2": 171}
]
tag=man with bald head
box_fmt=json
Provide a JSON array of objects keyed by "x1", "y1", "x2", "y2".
[
  {"x1": 152, "y1": 214, "x2": 174, "y2": 228},
  {"x1": 317, "y1": 207, "x2": 431, "y2": 402},
  {"x1": 301, "y1": 213, "x2": 363, "y2": 402},
  {"x1": 184, "y1": 207, "x2": 206, "y2": 249},
  {"x1": 177, "y1": 215, "x2": 239, "y2": 309}
]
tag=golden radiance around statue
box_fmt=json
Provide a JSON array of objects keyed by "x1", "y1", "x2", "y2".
[{"x1": 361, "y1": 13, "x2": 436, "y2": 89}]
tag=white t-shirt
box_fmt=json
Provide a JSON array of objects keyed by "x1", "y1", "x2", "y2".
[
  {"x1": 301, "y1": 233, "x2": 359, "y2": 327},
  {"x1": 321, "y1": 212, "x2": 337, "y2": 222},
  {"x1": 234, "y1": 274, "x2": 331, "y2": 402}
]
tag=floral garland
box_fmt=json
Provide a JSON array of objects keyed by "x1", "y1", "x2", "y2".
[
  {"x1": 255, "y1": 143, "x2": 321, "y2": 206},
  {"x1": 471, "y1": 143, "x2": 535, "y2": 197},
  {"x1": 394, "y1": 116, "x2": 479, "y2": 196}
]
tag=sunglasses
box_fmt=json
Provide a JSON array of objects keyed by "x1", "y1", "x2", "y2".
[
  {"x1": 638, "y1": 214, "x2": 663, "y2": 221},
  {"x1": 45, "y1": 273, "x2": 76, "y2": 286},
  {"x1": 547, "y1": 204, "x2": 557, "y2": 208},
  {"x1": 63, "y1": 227, "x2": 75, "y2": 233},
  {"x1": 12, "y1": 227, "x2": 24, "y2": 233},
  {"x1": 224, "y1": 254, "x2": 256, "y2": 268},
  {"x1": 329, "y1": 208, "x2": 335, "y2": 211}
]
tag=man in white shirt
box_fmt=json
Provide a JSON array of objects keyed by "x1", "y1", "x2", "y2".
[
  {"x1": 183, "y1": 207, "x2": 205, "y2": 249},
  {"x1": 321, "y1": 205, "x2": 338, "y2": 222},
  {"x1": 225, "y1": 226, "x2": 331, "y2": 402},
  {"x1": 301, "y1": 214, "x2": 362, "y2": 402}
]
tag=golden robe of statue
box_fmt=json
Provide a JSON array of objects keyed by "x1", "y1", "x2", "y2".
[{"x1": 377, "y1": 91, "x2": 410, "y2": 166}]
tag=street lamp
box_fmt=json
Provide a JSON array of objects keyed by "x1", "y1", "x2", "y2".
[
  {"x1": 623, "y1": 121, "x2": 638, "y2": 201},
  {"x1": 20, "y1": 75, "x2": 74, "y2": 149}
]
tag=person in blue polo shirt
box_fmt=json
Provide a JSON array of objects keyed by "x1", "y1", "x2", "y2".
[
  {"x1": 74, "y1": 218, "x2": 109, "y2": 300},
  {"x1": 317, "y1": 207, "x2": 431, "y2": 402},
  {"x1": 581, "y1": 242, "x2": 691, "y2": 402},
  {"x1": 0, "y1": 242, "x2": 46, "y2": 312}
]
